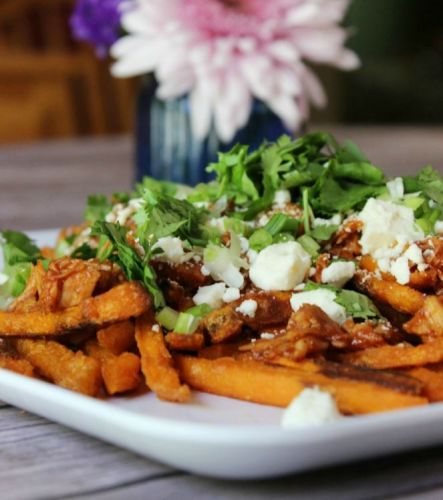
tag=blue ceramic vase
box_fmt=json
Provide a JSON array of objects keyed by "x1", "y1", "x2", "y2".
[{"x1": 135, "y1": 82, "x2": 292, "y2": 185}]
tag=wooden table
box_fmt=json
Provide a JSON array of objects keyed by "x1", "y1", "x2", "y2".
[{"x1": 0, "y1": 126, "x2": 443, "y2": 500}]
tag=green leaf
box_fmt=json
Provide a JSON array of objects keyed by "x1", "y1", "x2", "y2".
[
  {"x1": 310, "y1": 224, "x2": 339, "y2": 241},
  {"x1": 416, "y1": 165, "x2": 443, "y2": 205},
  {"x1": 304, "y1": 281, "x2": 380, "y2": 320},
  {"x1": 138, "y1": 190, "x2": 208, "y2": 248},
  {"x1": 1, "y1": 230, "x2": 40, "y2": 265},
  {"x1": 335, "y1": 289, "x2": 380, "y2": 320},
  {"x1": 84, "y1": 195, "x2": 112, "y2": 223},
  {"x1": 133, "y1": 177, "x2": 179, "y2": 198},
  {"x1": 331, "y1": 162, "x2": 385, "y2": 185},
  {"x1": 71, "y1": 243, "x2": 97, "y2": 260},
  {"x1": 263, "y1": 213, "x2": 300, "y2": 236},
  {"x1": 91, "y1": 221, "x2": 165, "y2": 309},
  {"x1": 0, "y1": 230, "x2": 41, "y2": 299}
]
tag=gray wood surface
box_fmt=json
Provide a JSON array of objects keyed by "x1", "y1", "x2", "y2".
[{"x1": 0, "y1": 127, "x2": 443, "y2": 500}]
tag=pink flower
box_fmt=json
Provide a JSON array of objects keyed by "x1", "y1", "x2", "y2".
[{"x1": 111, "y1": 0, "x2": 359, "y2": 142}]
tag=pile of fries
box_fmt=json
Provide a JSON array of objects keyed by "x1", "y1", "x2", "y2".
[{"x1": 1, "y1": 132, "x2": 443, "y2": 418}]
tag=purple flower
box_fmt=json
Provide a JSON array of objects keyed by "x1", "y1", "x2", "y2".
[{"x1": 70, "y1": 0, "x2": 125, "y2": 57}]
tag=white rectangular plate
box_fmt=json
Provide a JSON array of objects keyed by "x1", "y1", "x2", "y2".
[{"x1": 0, "y1": 229, "x2": 442, "y2": 479}]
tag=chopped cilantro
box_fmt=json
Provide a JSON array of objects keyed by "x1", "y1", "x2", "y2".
[
  {"x1": 304, "y1": 281, "x2": 380, "y2": 320},
  {"x1": 0, "y1": 230, "x2": 41, "y2": 299},
  {"x1": 84, "y1": 195, "x2": 112, "y2": 223},
  {"x1": 91, "y1": 221, "x2": 165, "y2": 309},
  {"x1": 137, "y1": 190, "x2": 209, "y2": 248}
]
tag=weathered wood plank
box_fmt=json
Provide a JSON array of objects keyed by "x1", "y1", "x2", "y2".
[
  {"x1": 0, "y1": 406, "x2": 176, "y2": 500},
  {"x1": 80, "y1": 445, "x2": 443, "y2": 500}
]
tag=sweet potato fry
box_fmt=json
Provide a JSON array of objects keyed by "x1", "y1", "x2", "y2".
[
  {"x1": 152, "y1": 261, "x2": 211, "y2": 289},
  {"x1": 39, "y1": 258, "x2": 102, "y2": 311},
  {"x1": 355, "y1": 272, "x2": 425, "y2": 315},
  {"x1": 403, "y1": 296, "x2": 443, "y2": 341},
  {"x1": 97, "y1": 320, "x2": 135, "y2": 355},
  {"x1": 85, "y1": 340, "x2": 141, "y2": 395},
  {"x1": 175, "y1": 356, "x2": 426, "y2": 414},
  {"x1": 165, "y1": 332, "x2": 205, "y2": 352},
  {"x1": 135, "y1": 315, "x2": 190, "y2": 402},
  {"x1": 0, "y1": 282, "x2": 150, "y2": 336},
  {"x1": 359, "y1": 255, "x2": 438, "y2": 291},
  {"x1": 236, "y1": 292, "x2": 292, "y2": 329},
  {"x1": 15, "y1": 339, "x2": 101, "y2": 396},
  {"x1": 0, "y1": 353, "x2": 34, "y2": 377},
  {"x1": 406, "y1": 367, "x2": 443, "y2": 402},
  {"x1": 202, "y1": 305, "x2": 244, "y2": 343},
  {"x1": 342, "y1": 339, "x2": 443, "y2": 369}
]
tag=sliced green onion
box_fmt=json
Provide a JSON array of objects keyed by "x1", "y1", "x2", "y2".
[
  {"x1": 249, "y1": 229, "x2": 273, "y2": 251},
  {"x1": 264, "y1": 213, "x2": 300, "y2": 236},
  {"x1": 155, "y1": 306, "x2": 179, "y2": 331},
  {"x1": 302, "y1": 188, "x2": 312, "y2": 234},
  {"x1": 174, "y1": 312, "x2": 200, "y2": 334},
  {"x1": 273, "y1": 232, "x2": 295, "y2": 243},
  {"x1": 402, "y1": 196, "x2": 425, "y2": 211},
  {"x1": 224, "y1": 217, "x2": 247, "y2": 235},
  {"x1": 310, "y1": 224, "x2": 339, "y2": 242},
  {"x1": 298, "y1": 234, "x2": 320, "y2": 257},
  {"x1": 186, "y1": 303, "x2": 212, "y2": 318}
]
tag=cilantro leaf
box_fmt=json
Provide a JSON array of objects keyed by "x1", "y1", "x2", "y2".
[
  {"x1": 133, "y1": 177, "x2": 179, "y2": 198},
  {"x1": 0, "y1": 230, "x2": 41, "y2": 299},
  {"x1": 91, "y1": 221, "x2": 165, "y2": 309},
  {"x1": 84, "y1": 195, "x2": 112, "y2": 223},
  {"x1": 304, "y1": 281, "x2": 380, "y2": 320},
  {"x1": 310, "y1": 224, "x2": 339, "y2": 241},
  {"x1": 139, "y1": 190, "x2": 208, "y2": 248},
  {"x1": 415, "y1": 165, "x2": 443, "y2": 205},
  {"x1": 335, "y1": 289, "x2": 380, "y2": 320}
]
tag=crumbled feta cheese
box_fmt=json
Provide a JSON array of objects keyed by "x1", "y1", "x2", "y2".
[
  {"x1": 390, "y1": 256, "x2": 410, "y2": 285},
  {"x1": 236, "y1": 299, "x2": 258, "y2": 318},
  {"x1": 386, "y1": 177, "x2": 404, "y2": 199},
  {"x1": 250, "y1": 242, "x2": 311, "y2": 291},
  {"x1": 404, "y1": 244, "x2": 424, "y2": 265},
  {"x1": 309, "y1": 267, "x2": 316, "y2": 277},
  {"x1": 435, "y1": 221, "x2": 443, "y2": 234},
  {"x1": 260, "y1": 332, "x2": 275, "y2": 340},
  {"x1": 203, "y1": 248, "x2": 245, "y2": 289},
  {"x1": 257, "y1": 214, "x2": 270, "y2": 227},
  {"x1": 0, "y1": 273, "x2": 8, "y2": 286},
  {"x1": 247, "y1": 249, "x2": 258, "y2": 264},
  {"x1": 153, "y1": 237, "x2": 185, "y2": 264},
  {"x1": 273, "y1": 189, "x2": 291, "y2": 207},
  {"x1": 105, "y1": 198, "x2": 144, "y2": 226},
  {"x1": 152, "y1": 324, "x2": 161, "y2": 332},
  {"x1": 209, "y1": 217, "x2": 227, "y2": 232},
  {"x1": 290, "y1": 289, "x2": 347, "y2": 324},
  {"x1": 281, "y1": 387, "x2": 341, "y2": 429},
  {"x1": 294, "y1": 283, "x2": 306, "y2": 291},
  {"x1": 200, "y1": 265, "x2": 211, "y2": 276},
  {"x1": 358, "y1": 198, "x2": 424, "y2": 256},
  {"x1": 223, "y1": 287, "x2": 240, "y2": 303},
  {"x1": 193, "y1": 283, "x2": 226, "y2": 309},
  {"x1": 239, "y1": 236, "x2": 250, "y2": 253},
  {"x1": 321, "y1": 261, "x2": 356, "y2": 288},
  {"x1": 313, "y1": 214, "x2": 342, "y2": 227},
  {"x1": 192, "y1": 201, "x2": 210, "y2": 209},
  {"x1": 377, "y1": 258, "x2": 390, "y2": 273}
]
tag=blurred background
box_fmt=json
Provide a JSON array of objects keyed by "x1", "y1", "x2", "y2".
[{"x1": 0, "y1": 0, "x2": 442, "y2": 145}]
